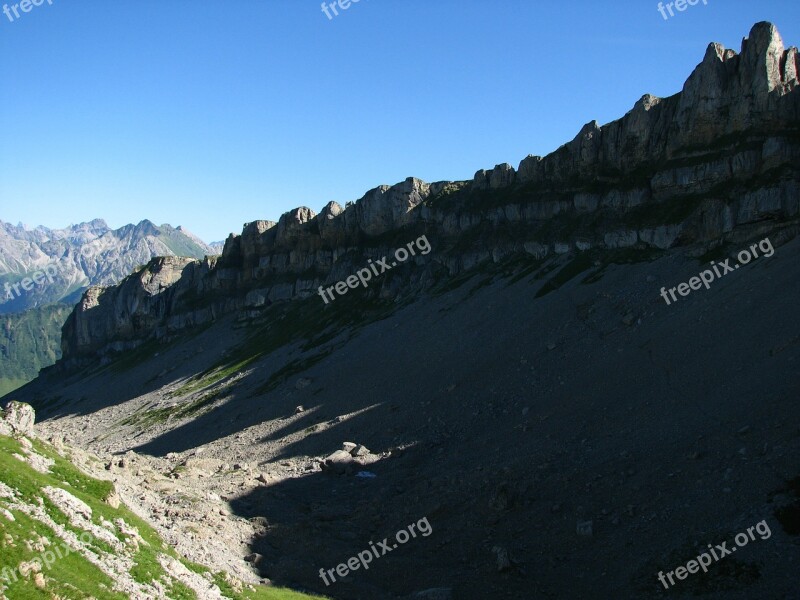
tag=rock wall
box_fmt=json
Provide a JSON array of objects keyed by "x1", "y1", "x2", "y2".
[{"x1": 59, "y1": 22, "x2": 800, "y2": 365}]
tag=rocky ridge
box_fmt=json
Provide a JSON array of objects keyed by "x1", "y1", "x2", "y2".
[{"x1": 55, "y1": 22, "x2": 800, "y2": 367}]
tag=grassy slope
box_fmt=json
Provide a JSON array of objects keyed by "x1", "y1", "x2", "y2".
[
  {"x1": 0, "y1": 432, "x2": 326, "y2": 600},
  {"x1": 157, "y1": 229, "x2": 211, "y2": 260},
  {"x1": 0, "y1": 304, "x2": 73, "y2": 397}
]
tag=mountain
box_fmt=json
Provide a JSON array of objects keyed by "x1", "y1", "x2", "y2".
[
  {"x1": 0, "y1": 219, "x2": 220, "y2": 395},
  {"x1": 49, "y1": 21, "x2": 799, "y2": 366},
  {"x1": 0, "y1": 219, "x2": 218, "y2": 314},
  {"x1": 208, "y1": 240, "x2": 228, "y2": 254},
  {"x1": 6, "y1": 22, "x2": 800, "y2": 600},
  {"x1": 0, "y1": 304, "x2": 73, "y2": 397}
]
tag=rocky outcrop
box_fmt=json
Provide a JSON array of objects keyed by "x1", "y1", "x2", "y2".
[
  {"x1": 0, "y1": 401, "x2": 36, "y2": 437},
  {"x1": 353, "y1": 177, "x2": 431, "y2": 236},
  {"x1": 60, "y1": 256, "x2": 214, "y2": 359},
  {"x1": 56, "y1": 22, "x2": 800, "y2": 366}
]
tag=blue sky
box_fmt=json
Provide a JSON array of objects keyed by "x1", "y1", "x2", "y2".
[{"x1": 1, "y1": 1, "x2": 798, "y2": 242}]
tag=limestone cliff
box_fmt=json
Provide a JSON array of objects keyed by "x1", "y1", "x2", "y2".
[{"x1": 58, "y1": 22, "x2": 800, "y2": 365}]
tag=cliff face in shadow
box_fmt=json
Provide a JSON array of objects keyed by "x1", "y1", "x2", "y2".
[{"x1": 53, "y1": 23, "x2": 800, "y2": 368}]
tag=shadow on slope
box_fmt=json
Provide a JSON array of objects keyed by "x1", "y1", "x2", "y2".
[{"x1": 221, "y1": 237, "x2": 800, "y2": 600}]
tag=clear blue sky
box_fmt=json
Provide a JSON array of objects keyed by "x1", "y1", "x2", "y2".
[{"x1": 1, "y1": 1, "x2": 798, "y2": 242}]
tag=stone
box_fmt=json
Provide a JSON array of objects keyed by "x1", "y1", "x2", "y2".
[
  {"x1": 577, "y1": 520, "x2": 593, "y2": 536},
  {"x1": 492, "y1": 546, "x2": 512, "y2": 572},
  {"x1": 249, "y1": 516, "x2": 269, "y2": 528},
  {"x1": 105, "y1": 491, "x2": 121, "y2": 509},
  {"x1": 489, "y1": 483, "x2": 511, "y2": 512},
  {"x1": 356, "y1": 177, "x2": 430, "y2": 236},
  {"x1": 489, "y1": 163, "x2": 516, "y2": 189},
  {"x1": 1, "y1": 401, "x2": 35, "y2": 437},
  {"x1": 523, "y1": 242, "x2": 548, "y2": 259},
  {"x1": 322, "y1": 450, "x2": 354, "y2": 474},
  {"x1": 352, "y1": 445, "x2": 371, "y2": 457},
  {"x1": 19, "y1": 560, "x2": 41, "y2": 576},
  {"x1": 275, "y1": 208, "x2": 316, "y2": 247}
]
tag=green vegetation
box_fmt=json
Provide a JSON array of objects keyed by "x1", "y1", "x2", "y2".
[
  {"x1": 106, "y1": 283, "x2": 398, "y2": 428},
  {"x1": 168, "y1": 357, "x2": 253, "y2": 399},
  {"x1": 581, "y1": 247, "x2": 665, "y2": 285},
  {"x1": 620, "y1": 194, "x2": 699, "y2": 228},
  {"x1": 119, "y1": 390, "x2": 223, "y2": 429},
  {"x1": 103, "y1": 323, "x2": 212, "y2": 376},
  {"x1": 425, "y1": 179, "x2": 563, "y2": 214},
  {"x1": 157, "y1": 228, "x2": 213, "y2": 260},
  {"x1": 174, "y1": 292, "x2": 395, "y2": 403},
  {"x1": 254, "y1": 346, "x2": 339, "y2": 396},
  {"x1": 431, "y1": 268, "x2": 480, "y2": 297},
  {"x1": 0, "y1": 304, "x2": 73, "y2": 398},
  {"x1": 0, "y1": 432, "x2": 326, "y2": 599},
  {"x1": 534, "y1": 253, "x2": 595, "y2": 298},
  {"x1": 0, "y1": 379, "x2": 28, "y2": 398}
]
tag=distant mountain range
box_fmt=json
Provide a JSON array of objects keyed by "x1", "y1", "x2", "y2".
[
  {"x1": 0, "y1": 218, "x2": 222, "y2": 394},
  {"x1": 0, "y1": 219, "x2": 222, "y2": 314}
]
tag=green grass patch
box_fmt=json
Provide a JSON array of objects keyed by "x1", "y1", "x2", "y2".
[
  {"x1": 254, "y1": 347, "x2": 338, "y2": 396},
  {"x1": 1, "y1": 433, "x2": 326, "y2": 599},
  {"x1": 119, "y1": 390, "x2": 223, "y2": 430},
  {"x1": 535, "y1": 253, "x2": 594, "y2": 298},
  {"x1": 178, "y1": 294, "x2": 395, "y2": 402}
]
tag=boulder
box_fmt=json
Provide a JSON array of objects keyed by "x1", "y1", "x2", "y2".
[
  {"x1": 352, "y1": 444, "x2": 371, "y2": 457},
  {"x1": 322, "y1": 450, "x2": 354, "y2": 474},
  {"x1": 0, "y1": 401, "x2": 35, "y2": 437}
]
